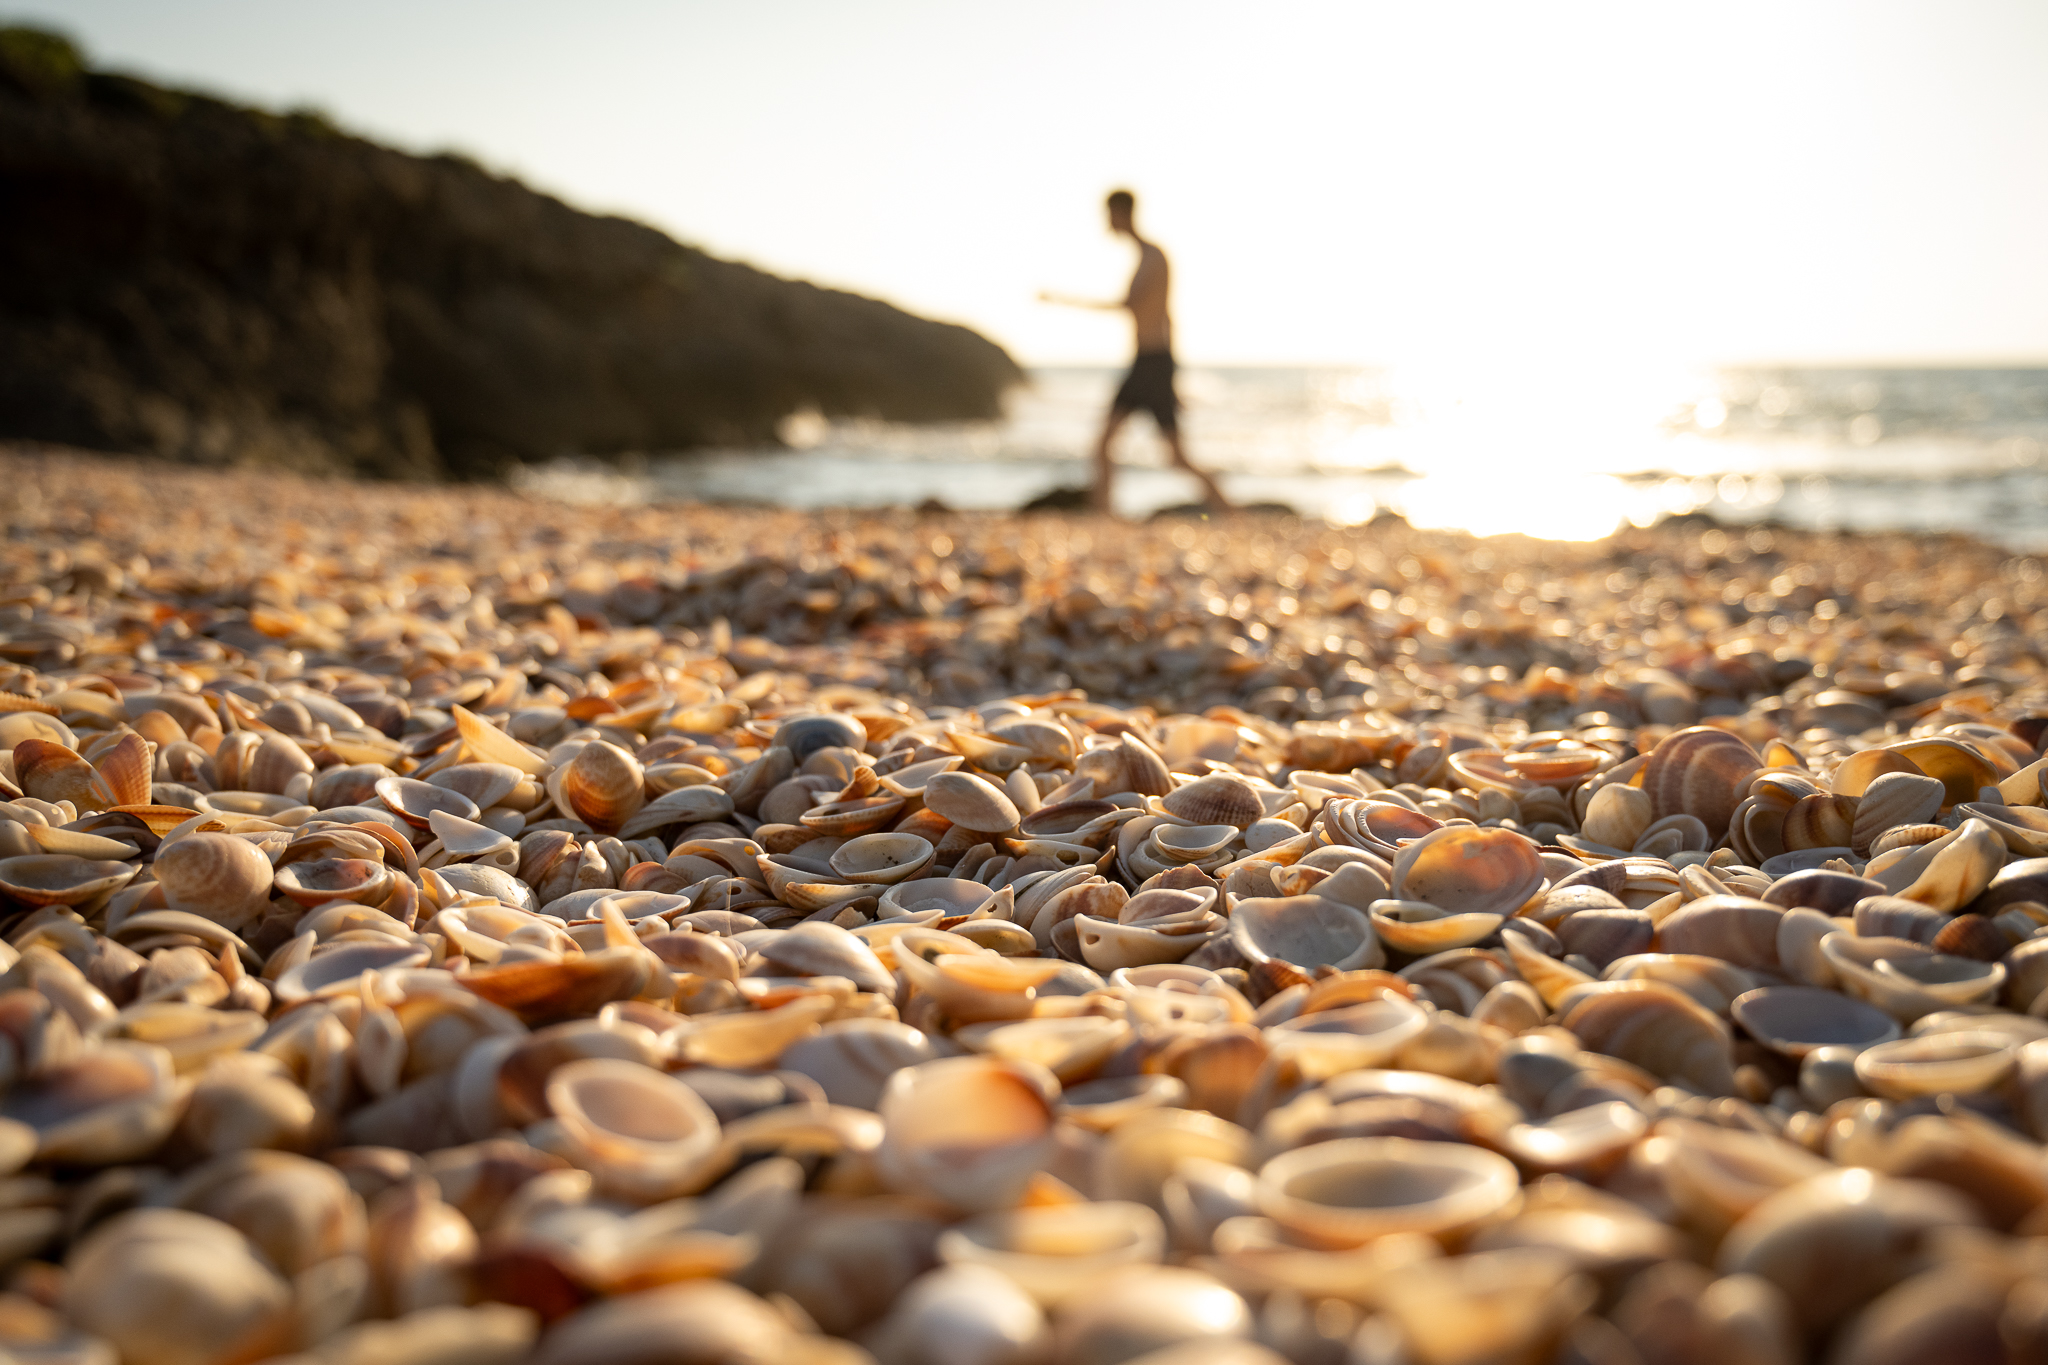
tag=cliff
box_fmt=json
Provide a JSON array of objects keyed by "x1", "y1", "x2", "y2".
[{"x1": 0, "y1": 27, "x2": 1022, "y2": 480}]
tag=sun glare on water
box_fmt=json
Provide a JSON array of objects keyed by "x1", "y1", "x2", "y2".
[{"x1": 1356, "y1": 358, "x2": 1708, "y2": 541}]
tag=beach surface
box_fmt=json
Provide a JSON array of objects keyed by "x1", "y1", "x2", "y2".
[{"x1": 1, "y1": 444, "x2": 2047, "y2": 1364}]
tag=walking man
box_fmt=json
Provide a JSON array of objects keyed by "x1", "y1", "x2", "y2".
[{"x1": 1041, "y1": 190, "x2": 1230, "y2": 514}]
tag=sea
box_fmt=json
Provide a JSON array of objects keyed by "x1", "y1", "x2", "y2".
[{"x1": 515, "y1": 365, "x2": 2048, "y2": 549}]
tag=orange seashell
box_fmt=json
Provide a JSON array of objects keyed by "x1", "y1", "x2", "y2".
[
  {"x1": 1780, "y1": 793, "x2": 1858, "y2": 852},
  {"x1": 1640, "y1": 728, "x2": 1763, "y2": 842},
  {"x1": 91, "y1": 732, "x2": 154, "y2": 808},
  {"x1": 14, "y1": 739, "x2": 103, "y2": 811}
]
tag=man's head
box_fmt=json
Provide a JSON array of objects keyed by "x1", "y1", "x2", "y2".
[{"x1": 1106, "y1": 189, "x2": 1136, "y2": 237}]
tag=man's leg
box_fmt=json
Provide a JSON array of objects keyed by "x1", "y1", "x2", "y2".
[
  {"x1": 1091, "y1": 409, "x2": 1130, "y2": 514},
  {"x1": 1164, "y1": 426, "x2": 1230, "y2": 511}
]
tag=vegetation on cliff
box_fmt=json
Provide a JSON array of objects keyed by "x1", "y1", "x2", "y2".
[{"x1": 0, "y1": 27, "x2": 1022, "y2": 480}]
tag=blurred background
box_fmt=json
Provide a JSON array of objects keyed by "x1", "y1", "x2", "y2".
[{"x1": 5, "y1": 0, "x2": 2046, "y2": 541}]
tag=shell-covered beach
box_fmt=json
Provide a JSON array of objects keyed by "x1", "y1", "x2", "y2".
[{"x1": 0, "y1": 448, "x2": 2046, "y2": 1365}]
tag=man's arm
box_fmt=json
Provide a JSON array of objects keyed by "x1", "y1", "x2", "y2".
[{"x1": 1037, "y1": 289, "x2": 1127, "y2": 311}]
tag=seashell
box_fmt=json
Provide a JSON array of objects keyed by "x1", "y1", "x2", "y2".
[
  {"x1": 779, "y1": 1019, "x2": 934, "y2": 1109},
  {"x1": 375, "y1": 775, "x2": 481, "y2": 830},
  {"x1": 1852, "y1": 1031, "x2": 2017, "y2": 1099},
  {"x1": 774, "y1": 712, "x2": 870, "y2": 762},
  {"x1": 1554, "y1": 908, "x2": 1652, "y2": 970},
  {"x1": 1049, "y1": 1266, "x2": 1252, "y2": 1365},
  {"x1": 1656, "y1": 895, "x2": 1783, "y2": 972},
  {"x1": 530, "y1": 1057, "x2": 726, "y2": 1202},
  {"x1": 1760, "y1": 867, "x2": 1885, "y2": 914},
  {"x1": 1059, "y1": 1074, "x2": 1189, "y2": 1132},
  {"x1": 1780, "y1": 792, "x2": 1859, "y2": 851},
  {"x1": 1367, "y1": 900, "x2": 1504, "y2": 955},
  {"x1": 1967, "y1": 855, "x2": 2048, "y2": 917},
  {"x1": 876, "y1": 1056, "x2": 1058, "y2": 1212},
  {"x1": 1074, "y1": 914, "x2": 1215, "y2": 971},
  {"x1": 1256, "y1": 1136, "x2": 1521, "y2": 1247},
  {"x1": 1929, "y1": 912, "x2": 2010, "y2": 962},
  {"x1": 459, "y1": 950, "x2": 663, "y2": 1025},
  {"x1": 880, "y1": 876, "x2": 1003, "y2": 920},
  {"x1": 1228, "y1": 897, "x2": 1382, "y2": 972},
  {"x1": 1561, "y1": 980, "x2": 1736, "y2": 1095},
  {"x1": 14, "y1": 740, "x2": 104, "y2": 811},
  {"x1": 1640, "y1": 727, "x2": 1763, "y2": 841},
  {"x1": 1715, "y1": 1168, "x2": 1983, "y2": 1336},
  {"x1": 1852, "y1": 895, "x2": 1949, "y2": 944},
  {"x1": 1265, "y1": 997, "x2": 1429, "y2": 1079},
  {"x1": 2, "y1": 1040, "x2": 181, "y2": 1164},
  {"x1": 63, "y1": 1208, "x2": 293, "y2": 1365},
  {"x1": 871, "y1": 1263, "x2": 1050, "y2": 1365},
  {"x1": 614, "y1": 783, "x2": 737, "y2": 840},
  {"x1": 273, "y1": 857, "x2": 396, "y2": 908},
  {"x1": 1886, "y1": 736, "x2": 1999, "y2": 807},
  {"x1": 1820, "y1": 934, "x2": 2005, "y2": 1022},
  {"x1": 1955, "y1": 800, "x2": 2048, "y2": 857},
  {"x1": 1602, "y1": 952, "x2": 1753, "y2": 1015},
  {"x1": 1579, "y1": 783, "x2": 1652, "y2": 851},
  {"x1": 428, "y1": 761, "x2": 524, "y2": 812},
  {"x1": 1864, "y1": 817, "x2": 2003, "y2": 911},
  {"x1": 757, "y1": 921, "x2": 896, "y2": 994},
  {"x1": 528, "y1": 1280, "x2": 823, "y2": 1365},
  {"x1": 830, "y1": 831, "x2": 936, "y2": 885},
  {"x1": 1150, "y1": 822, "x2": 1241, "y2": 861},
  {"x1": 955, "y1": 1015, "x2": 1130, "y2": 1085},
  {"x1": 551, "y1": 742, "x2": 647, "y2": 836},
  {"x1": 923, "y1": 772, "x2": 1021, "y2": 833},
  {"x1": 1652, "y1": 1116, "x2": 1834, "y2": 1239},
  {"x1": 938, "y1": 1201, "x2": 1166, "y2": 1306},
  {"x1": 1354, "y1": 1248, "x2": 1597, "y2": 1364},
  {"x1": 0, "y1": 854, "x2": 136, "y2": 908},
  {"x1": 1730, "y1": 985, "x2": 1900, "y2": 1058},
  {"x1": 1162, "y1": 774, "x2": 1265, "y2": 828},
  {"x1": 92, "y1": 731, "x2": 153, "y2": 807},
  {"x1": 1850, "y1": 771, "x2": 1945, "y2": 854},
  {"x1": 1096, "y1": 1106, "x2": 1253, "y2": 1212}
]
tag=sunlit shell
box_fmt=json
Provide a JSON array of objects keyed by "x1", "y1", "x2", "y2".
[
  {"x1": 1227, "y1": 897, "x2": 1382, "y2": 973},
  {"x1": 876, "y1": 1056, "x2": 1058, "y2": 1212},
  {"x1": 1390, "y1": 824, "x2": 1543, "y2": 917},
  {"x1": 1640, "y1": 727, "x2": 1763, "y2": 841},
  {"x1": 938, "y1": 1202, "x2": 1165, "y2": 1307},
  {"x1": 553, "y1": 742, "x2": 647, "y2": 835},
  {"x1": 1852, "y1": 1031, "x2": 2018, "y2": 1099},
  {"x1": 1256, "y1": 1136, "x2": 1520, "y2": 1247},
  {"x1": 0, "y1": 853, "x2": 136, "y2": 907},
  {"x1": 921, "y1": 772, "x2": 1021, "y2": 834},
  {"x1": 1561, "y1": 980, "x2": 1736, "y2": 1096},
  {"x1": 1161, "y1": 774, "x2": 1265, "y2": 829},
  {"x1": 829, "y1": 832, "x2": 936, "y2": 885}
]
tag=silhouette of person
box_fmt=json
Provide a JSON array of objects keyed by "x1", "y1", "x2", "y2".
[{"x1": 1040, "y1": 189, "x2": 1229, "y2": 515}]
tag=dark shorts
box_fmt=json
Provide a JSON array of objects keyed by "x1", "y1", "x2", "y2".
[{"x1": 1111, "y1": 351, "x2": 1179, "y2": 433}]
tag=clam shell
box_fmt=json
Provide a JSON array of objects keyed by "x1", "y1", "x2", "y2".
[
  {"x1": 0, "y1": 853, "x2": 137, "y2": 907},
  {"x1": 537, "y1": 1056, "x2": 725, "y2": 1202},
  {"x1": 1256, "y1": 1136, "x2": 1520, "y2": 1247},
  {"x1": 1161, "y1": 774, "x2": 1265, "y2": 829},
  {"x1": 922, "y1": 773, "x2": 1021, "y2": 834},
  {"x1": 1850, "y1": 772, "x2": 1946, "y2": 854},
  {"x1": 1265, "y1": 997, "x2": 1429, "y2": 1078},
  {"x1": 1852, "y1": 1031, "x2": 2018, "y2": 1099},
  {"x1": 1560, "y1": 980, "x2": 1736, "y2": 1095},
  {"x1": 829, "y1": 832, "x2": 936, "y2": 885},
  {"x1": 1228, "y1": 897, "x2": 1382, "y2": 972},
  {"x1": 779, "y1": 1019, "x2": 935, "y2": 1109},
  {"x1": 1390, "y1": 825, "x2": 1543, "y2": 917},
  {"x1": 937, "y1": 1201, "x2": 1165, "y2": 1306},
  {"x1": 1730, "y1": 985, "x2": 1901, "y2": 1057},
  {"x1": 1640, "y1": 727, "x2": 1763, "y2": 841},
  {"x1": 876, "y1": 1056, "x2": 1059, "y2": 1212}
]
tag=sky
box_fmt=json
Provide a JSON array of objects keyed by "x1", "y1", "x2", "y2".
[{"x1": 16, "y1": 0, "x2": 2048, "y2": 368}]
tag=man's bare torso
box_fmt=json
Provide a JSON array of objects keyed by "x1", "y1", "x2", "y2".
[{"x1": 1127, "y1": 241, "x2": 1172, "y2": 354}]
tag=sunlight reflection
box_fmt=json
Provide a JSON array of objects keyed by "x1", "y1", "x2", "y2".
[{"x1": 1398, "y1": 472, "x2": 1634, "y2": 541}]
